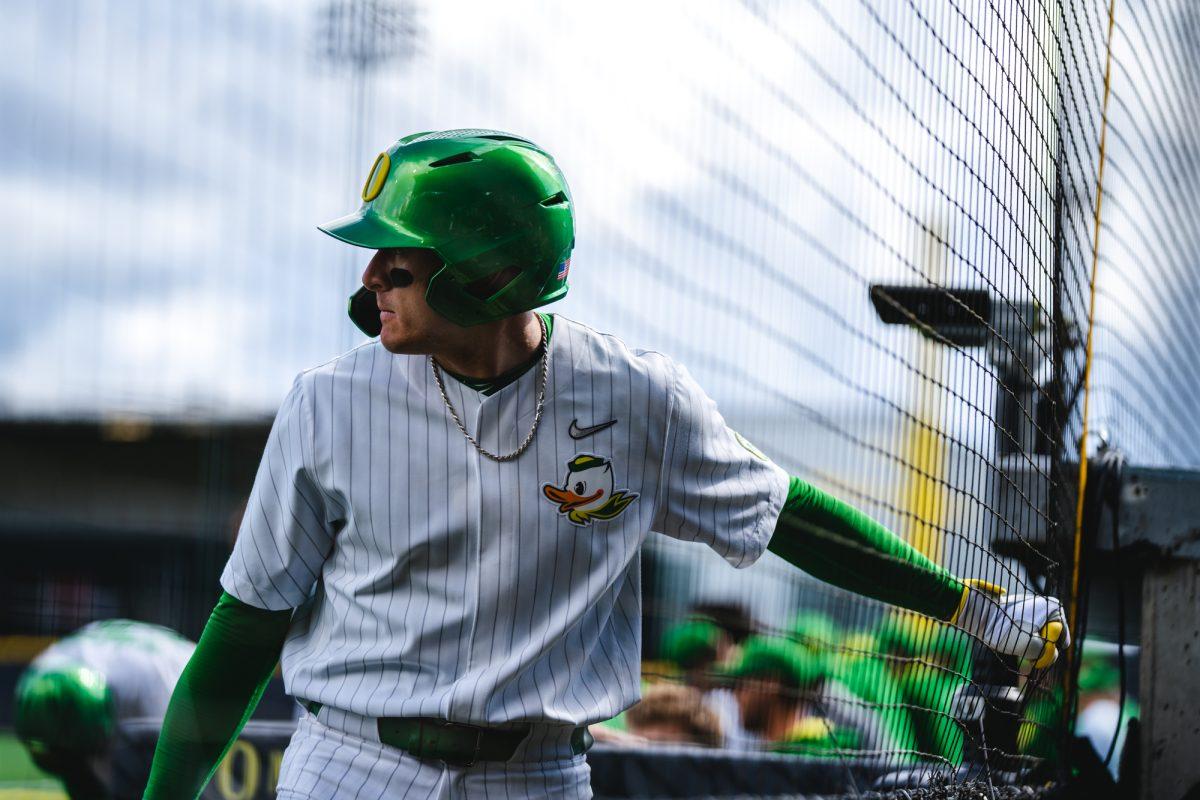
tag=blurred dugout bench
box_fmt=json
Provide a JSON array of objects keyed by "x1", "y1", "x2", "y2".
[{"x1": 110, "y1": 719, "x2": 887, "y2": 800}]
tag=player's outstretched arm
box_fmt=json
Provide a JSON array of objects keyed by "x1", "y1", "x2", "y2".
[
  {"x1": 767, "y1": 477, "x2": 965, "y2": 618},
  {"x1": 143, "y1": 592, "x2": 291, "y2": 800},
  {"x1": 767, "y1": 477, "x2": 1069, "y2": 669}
]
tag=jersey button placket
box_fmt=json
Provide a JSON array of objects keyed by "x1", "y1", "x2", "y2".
[{"x1": 453, "y1": 396, "x2": 485, "y2": 720}]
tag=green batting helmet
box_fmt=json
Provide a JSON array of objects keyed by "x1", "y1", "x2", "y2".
[
  {"x1": 728, "y1": 635, "x2": 820, "y2": 691},
  {"x1": 791, "y1": 611, "x2": 839, "y2": 679},
  {"x1": 321, "y1": 129, "x2": 575, "y2": 330},
  {"x1": 14, "y1": 665, "x2": 114, "y2": 756},
  {"x1": 661, "y1": 619, "x2": 724, "y2": 671}
]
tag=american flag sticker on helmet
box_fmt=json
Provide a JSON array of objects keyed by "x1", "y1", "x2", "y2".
[{"x1": 556, "y1": 258, "x2": 571, "y2": 281}]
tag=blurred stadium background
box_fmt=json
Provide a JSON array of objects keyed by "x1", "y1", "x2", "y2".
[{"x1": 3, "y1": 0, "x2": 1199, "y2": 798}]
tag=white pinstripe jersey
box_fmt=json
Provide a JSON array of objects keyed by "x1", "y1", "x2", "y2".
[
  {"x1": 28, "y1": 620, "x2": 195, "y2": 722},
  {"x1": 221, "y1": 315, "x2": 789, "y2": 726}
]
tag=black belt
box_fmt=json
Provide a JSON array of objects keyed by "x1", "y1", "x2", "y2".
[{"x1": 303, "y1": 701, "x2": 593, "y2": 767}]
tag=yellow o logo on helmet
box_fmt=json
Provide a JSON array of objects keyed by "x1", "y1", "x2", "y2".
[{"x1": 361, "y1": 152, "x2": 391, "y2": 202}]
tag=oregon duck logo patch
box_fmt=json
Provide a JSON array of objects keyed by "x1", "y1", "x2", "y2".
[{"x1": 542, "y1": 454, "x2": 638, "y2": 526}]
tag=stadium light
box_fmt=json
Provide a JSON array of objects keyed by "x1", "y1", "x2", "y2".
[{"x1": 869, "y1": 284, "x2": 1054, "y2": 457}]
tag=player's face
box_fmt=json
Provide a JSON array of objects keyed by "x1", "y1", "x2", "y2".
[
  {"x1": 362, "y1": 248, "x2": 459, "y2": 354},
  {"x1": 734, "y1": 677, "x2": 792, "y2": 734}
]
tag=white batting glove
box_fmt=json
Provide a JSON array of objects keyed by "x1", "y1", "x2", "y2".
[{"x1": 952, "y1": 580, "x2": 1071, "y2": 670}]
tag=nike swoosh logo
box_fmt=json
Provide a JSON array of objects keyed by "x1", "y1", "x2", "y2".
[{"x1": 569, "y1": 418, "x2": 617, "y2": 440}]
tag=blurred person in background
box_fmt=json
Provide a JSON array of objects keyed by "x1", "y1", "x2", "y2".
[
  {"x1": 660, "y1": 617, "x2": 741, "y2": 747},
  {"x1": 1074, "y1": 639, "x2": 1136, "y2": 779},
  {"x1": 689, "y1": 601, "x2": 756, "y2": 664},
  {"x1": 1014, "y1": 684, "x2": 1064, "y2": 767},
  {"x1": 835, "y1": 621, "x2": 920, "y2": 762},
  {"x1": 870, "y1": 615, "x2": 973, "y2": 765},
  {"x1": 657, "y1": 602, "x2": 758, "y2": 685},
  {"x1": 624, "y1": 684, "x2": 722, "y2": 747},
  {"x1": 13, "y1": 619, "x2": 194, "y2": 799},
  {"x1": 723, "y1": 634, "x2": 864, "y2": 755},
  {"x1": 789, "y1": 611, "x2": 897, "y2": 755},
  {"x1": 660, "y1": 617, "x2": 731, "y2": 687},
  {"x1": 592, "y1": 616, "x2": 734, "y2": 745},
  {"x1": 789, "y1": 611, "x2": 839, "y2": 677},
  {"x1": 722, "y1": 635, "x2": 818, "y2": 750}
]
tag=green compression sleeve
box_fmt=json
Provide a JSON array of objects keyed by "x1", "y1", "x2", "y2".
[
  {"x1": 143, "y1": 592, "x2": 291, "y2": 800},
  {"x1": 768, "y1": 477, "x2": 966, "y2": 620}
]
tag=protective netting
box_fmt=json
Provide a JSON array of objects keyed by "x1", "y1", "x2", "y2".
[
  {"x1": 4, "y1": 0, "x2": 1200, "y2": 797},
  {"x1": 632, "y1": 0, "x2": 1200, "y2": 793},
  {"x1": 1062, "y1": 2, "x2": 1200, "y2": 473}
]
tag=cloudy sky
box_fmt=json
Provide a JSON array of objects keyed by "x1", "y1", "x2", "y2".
[{"x1": 2, "y1": 0, "x2": 1192, "y2": 470}]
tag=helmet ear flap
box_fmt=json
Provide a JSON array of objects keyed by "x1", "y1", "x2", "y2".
[{"x1": 348, "y1": 287, "x2": 383, "y2": 337}]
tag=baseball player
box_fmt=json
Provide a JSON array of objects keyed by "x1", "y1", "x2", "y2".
[
  {"x1": 14, "y1": 619, "x2": 195, "y2": 799},
  {"x1": 143, "y1": 129, "x2": 1071, "y2": 799}
]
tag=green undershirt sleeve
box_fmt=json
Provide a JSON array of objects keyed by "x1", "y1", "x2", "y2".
[
  {"x1": 143, "y1": 592, "x2": 292, "y2": 800},
  {"x1": 767, "y1": 477, "x2": 966, "y2": 621}
]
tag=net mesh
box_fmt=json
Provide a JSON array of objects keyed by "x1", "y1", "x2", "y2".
[
  {"x1": 4, "y1": 0, "x2": 1200, "y2": 795},
  {"x1": 406, "y1": 128, "x2": 532, "y2": 143}
]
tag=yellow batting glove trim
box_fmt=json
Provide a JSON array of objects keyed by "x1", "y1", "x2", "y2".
[
  {"x1": 950, "y1": 578, "x2": 1006, "y2": 624},
  {"x1": 950, "y1": 584, "x2": 970, "y2": 623},
  {"x1": 1034, "y1": 620, "x2": 1065, "y2": 670}
]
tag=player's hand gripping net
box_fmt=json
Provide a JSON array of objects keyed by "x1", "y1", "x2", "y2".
[{"x1": 953, "y1": 580, "x2": 1071, "y2": 670}]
